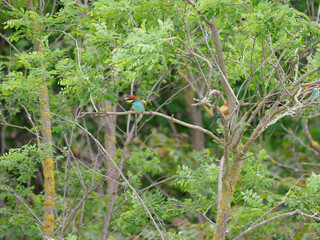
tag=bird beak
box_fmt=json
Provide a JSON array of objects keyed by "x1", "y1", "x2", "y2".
[{"x1": 124, "y1": 98, "x2": 133, "y2": 103}]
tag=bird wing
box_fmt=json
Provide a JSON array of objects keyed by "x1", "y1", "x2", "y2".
[
  {"x1": 132, "y1": 100, "x2": 145, "y2": 113},
  {"x1": 303, "y1": 88, "x2": 313, "y2": 100},
  {"x1": 308, "y1": 89, "x2": 320, "y2": 101}
]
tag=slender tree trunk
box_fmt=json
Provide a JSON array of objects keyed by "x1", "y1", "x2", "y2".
[
  {"x1": 206, "y1": 16, "x2": 241, "y2": 240},
  {"x1": 213, "y1": 160, "x2": 242, "y2": 240},
  {"x1": 100, "y1": 100, "x2": 118, "y2": 240},
  {"x1": 101, "y1": 147, "x2": 128, "y2": 240},
  {"x1": 101, "y1": 113, "x2": 140, "y2": 240},
  {"x1": 27, "y1": 0, "x2": 55, "y2": 235},
  {"x1": 101, "y1": 101, "x2": 117, "y2": 162},
  {"x1": 39, "y1": 73, "x2": 55, "y2": 237},
  {"x1": 181, "y1": 72, "x2": 206, "y2": 223},
  {"x1": 182, "y1": 73, "x2": 205, "y2": 151},
  {"x1": 1, "y1": 124, "x2": 7, "y2": 154}
]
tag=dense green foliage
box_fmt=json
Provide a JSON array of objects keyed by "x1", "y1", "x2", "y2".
[{"x1": 1, "y1": 0, "x2": 320, "y2": 239}]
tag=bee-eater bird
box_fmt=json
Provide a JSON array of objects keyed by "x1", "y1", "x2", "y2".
[
  {"x1": 303, "y1": 86, "x2": 320, "y2": 102},
  {"x1": 212, "y1": 102, "x2": 228, "y2": 121},
  {"x1": 125, "y1": 95, "x2": 147, "y2": 113}
]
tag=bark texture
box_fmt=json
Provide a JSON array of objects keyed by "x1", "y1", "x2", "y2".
[
  {"x1": 101, "y1": 100, "x2": 118, "y2": 240},
  {"x1": 182, "y1": 73, "x2": 205, "y2": 151},
  {"x1": 213, "y1": 160, "x2": 242, "y2": 240},
  {"x1": 101, "y1": 147, "x2": 128, "y2": 240},
  {"x1": 27, "y1": 0, "x2": 55, "y2": 236},
  {"x1": 39, "y1": 81, "x2": 55, "y2": 236},
  {"x1": 206, "y1": 16, "x2": 241, "y2": 240}
]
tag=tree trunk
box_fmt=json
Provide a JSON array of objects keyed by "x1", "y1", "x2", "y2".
[
  {"x1": 206, "y1": 15, "x2": 242, "y2": 240},
  {"x1": 28, "y1": 0, "x2": 55, "y2": 235},
  {"x1": 182, "y1": 73, "x2": 205, "y2": 151},
  {"x1": 101, "y1": 100, "x2": 117, "y2": 163},
  {"x1": 101, "y1": 147, "x2": 128, "y2": 240},
  {"x1": 100, "y1": 100, "x2": 118, "y2": 240},
  {"x1": 39, "y1": 78, "x2": 55, "y2": 237},
  {"x1": 213, "y1": 160, "x2": 242, "y2": 240}
]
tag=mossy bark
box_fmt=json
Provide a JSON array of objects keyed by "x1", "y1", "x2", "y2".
[
  {"x1": 40, "y1": 82, "x2": 55, "y2": 237},
  {"x1": 213, "y1": 160, "x2": 243, "y2": 240},
  {"x1": 27, "y1": 0, "x2": 55, "y2": 236}
]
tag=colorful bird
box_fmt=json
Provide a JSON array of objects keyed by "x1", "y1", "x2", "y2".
[
  {"x1": 303, "y1": 86, "x2": 320, "y2": 102},
  {"x1": 303, "y1": 86, "x2": 314, "y2": 99},
  {"x1": 125, "y1": 95, "x2": 147, "y2": 113},
  {"x1": 212, "y1": 102, "x2": 228, "y2": 121}
]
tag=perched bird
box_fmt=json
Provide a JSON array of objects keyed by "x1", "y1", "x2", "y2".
[
  {"x1": 303, "y1": 86, "x2": 320, "y2": 102},
  {"x1": 125, "y1": 95, "x2": 147, "y2": 113},
  {"x1": 212, "y1": 102, "x2": 228, "y2": 121},
  {"x1": 303, "y1": 86, "x2": 314, "y2": 99}
]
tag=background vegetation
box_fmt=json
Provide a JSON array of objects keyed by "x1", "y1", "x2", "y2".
[{"x1": 0, "y1": 0, "x2": 320, "y2": 239}]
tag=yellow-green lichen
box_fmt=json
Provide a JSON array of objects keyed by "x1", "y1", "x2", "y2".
[
  {"x1": 44, "y1": 112, "x2": 51, "y2": 119},
  {"x1": 311, "y1": 140, "x2": 319, "y2": 147},
  {"x1": 46, "y1": 129, "x2": 52, "y2": 135},
  {"x1": 43, "y1": 214, "x2": 54, "y2": 235},
  {"x1": 41, "y1": 87, "x2": 48, "y2": 94},
  {"x1": 44, "y1": 157, "x2": 54, "y2": 169},
  {"x1": 47, "y1": 186, "x2": 55, "y2": 196},
  {"x1": 44, "y1": 199, "x2": 54, "y2": 208}
]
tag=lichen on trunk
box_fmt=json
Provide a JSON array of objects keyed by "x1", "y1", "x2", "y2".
[
  {"x1": 40, "y1": 83, "x2": 55, "y2": 237},
  {"x1": 213, "y1": 160, "x2": 243, "y2": 240}
]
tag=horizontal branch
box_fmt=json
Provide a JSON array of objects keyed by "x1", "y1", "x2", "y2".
[
  {"x1": 234, "y1": 209, "x2": 320, "y2": 240},
  {"x1": 80, "y1": 111, "x2": 223, "y2": 145}
]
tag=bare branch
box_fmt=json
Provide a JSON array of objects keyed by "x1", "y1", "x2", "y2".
[
  {"x1": 80, "y1": 110, "x2": 224, "y2": 145},
  {"x1": 234, "y1": 209, "x2": 320, "y2": 240}
]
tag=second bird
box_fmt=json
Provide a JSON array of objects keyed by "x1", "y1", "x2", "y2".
[
  {"x1": 303, "y1": 86, "x2": 320, "y2": 102},
  {"x1": 212, "y1": 102, "x2": 228, "y2": 121},
  {"x1": 125, "y1": 95, "x2": 147, "y2": 113}
]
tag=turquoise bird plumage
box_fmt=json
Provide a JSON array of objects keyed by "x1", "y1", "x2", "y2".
[
  {"x1": 303, "y1": 86, "x2": 320, "y2": 102},
  {"x1": 212, "y1": 114, "x2": 221, "y2": 121},
  {"x1": 131, "y1": 100, "x2": 145, "y2": 112},
  {"x1": 306, "y1": 88, "x2": 320, "y2": 101},
  {"x1": 125, "y1": 95, "x2": 147, "y2": 113}
]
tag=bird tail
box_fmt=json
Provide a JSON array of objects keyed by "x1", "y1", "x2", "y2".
[{"x1": 211, "y1": 114, "x2": 221, "y2": 121}]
